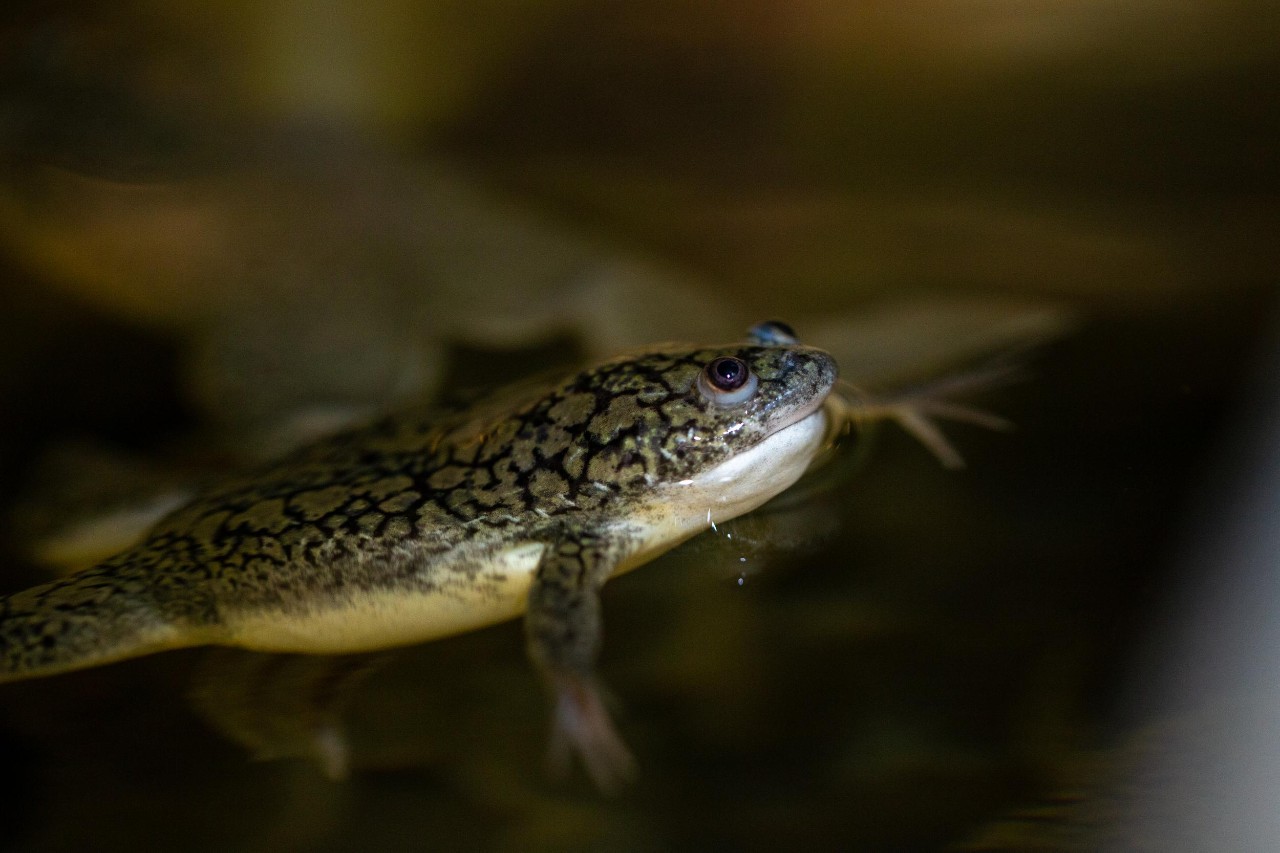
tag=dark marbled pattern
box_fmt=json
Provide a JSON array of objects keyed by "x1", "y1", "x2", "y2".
[{"x1": 0, "y1": 340, "x2": 836, "y2": 679}]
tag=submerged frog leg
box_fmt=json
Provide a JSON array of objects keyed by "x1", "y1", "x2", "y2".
[
  {"x1": 189, "y1": 648, "x2": 388, "y2": 780},
  {"x1": 524, "y1": 535, "x2": 635, "y2": 792},
  {"x1": 0, "y1": 557, "x2": 217, "y2": 682}
]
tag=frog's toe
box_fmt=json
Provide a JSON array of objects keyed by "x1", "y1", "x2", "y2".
[
  {"x1": 835, "y1": 363, "x2": 1017, "y2": 469},
  {"x1": 311, "y1": 722, "x2": 351, "y2": 781},
  {"x1": 546, "y1": 674, "x2": 636, "y2": 793}
]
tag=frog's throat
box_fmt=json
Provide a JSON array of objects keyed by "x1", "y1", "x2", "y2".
[
  {"x1": 678, "y1": 405, "x2": 831, "y2": 525},
  {"x1": 605, "y1": 399, "x2": 831, "y2": 578}
]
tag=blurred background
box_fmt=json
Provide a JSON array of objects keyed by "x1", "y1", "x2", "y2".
[{"x1": 0, "y1": 1, "x2": 1276, "y2": 850}]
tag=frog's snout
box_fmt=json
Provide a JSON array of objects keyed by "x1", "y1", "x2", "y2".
[{"x1": 789, "y1": 348, "x2": 839, "y2": 398}]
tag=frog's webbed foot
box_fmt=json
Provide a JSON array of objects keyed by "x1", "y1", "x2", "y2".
[
  {"x1": 835, "y1": 364, "x2": 1017, "y2": 469},
  {"x1": 545, "y1": 672, "x2": 636, "y2": 793}
]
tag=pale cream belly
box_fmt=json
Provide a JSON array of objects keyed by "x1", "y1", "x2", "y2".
[{"x1": 224, "y1": 542, "x2": 547, "y2": 654}]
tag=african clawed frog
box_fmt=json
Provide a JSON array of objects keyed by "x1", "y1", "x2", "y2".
[{"x1": 0, "y1": 322, "x2": 843, "y2": 788}]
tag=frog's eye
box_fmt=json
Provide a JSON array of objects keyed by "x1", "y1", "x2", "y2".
[{"x1": 698, "y1": 356, "x2": 759, "y2": 405}]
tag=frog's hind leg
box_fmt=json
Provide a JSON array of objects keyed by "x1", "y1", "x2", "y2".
[
  {"x1": 189, "y1": 648, "x2": 388, "y2": 780},
  {"x1": 0, "y1": 560, "x2": 208, "y2": 683}
]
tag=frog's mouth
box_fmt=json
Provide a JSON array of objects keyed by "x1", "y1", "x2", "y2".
[
  {"x1": 768, "y1": 390, "x2": 834, "y2": 440},
  {"x1": 752, "y1": 348, "x2": 839, "y2": 448},
  {"x1": 753, "y1": 372, "x2": 838, "y2": 449},
  {"x1": 770, "y1": 395, "x2": 852, "y2": 486},
  {"x1": 762, "y1": 395, "x2": 836, "y2": 468}
]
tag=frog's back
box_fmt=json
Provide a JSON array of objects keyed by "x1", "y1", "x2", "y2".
[
  {"x1": 0, "y1": 362, "x2": 659, "y2": 676},
  {"x1": 0, "y1": 392, "x2": 564, "y2": 679}
]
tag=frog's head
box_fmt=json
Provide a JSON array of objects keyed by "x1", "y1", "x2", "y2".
[{"x1": 524, "y1": 322, "x2": 838, "y2": 521}]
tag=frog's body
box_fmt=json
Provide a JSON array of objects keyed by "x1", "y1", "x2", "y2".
[{"x1": 0, "y1": 330, "x2": 837, "y2": 786}]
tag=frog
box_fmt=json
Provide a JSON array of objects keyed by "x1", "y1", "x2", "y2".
[{"x1": 0, "y1": 322, "x2": 845, "y2": 789}]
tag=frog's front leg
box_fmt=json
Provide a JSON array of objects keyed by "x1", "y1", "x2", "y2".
[
  {"x1": 524, "y1": 535, "x2": 635, "y2": 792},
  {"x1": 836, "y1": 363, "x2": 1017, "y2": 469}
]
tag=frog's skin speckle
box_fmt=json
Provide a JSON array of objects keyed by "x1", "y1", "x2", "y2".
[{"x1": 0, "y1": 335, "x2": 837, "y2": 785}]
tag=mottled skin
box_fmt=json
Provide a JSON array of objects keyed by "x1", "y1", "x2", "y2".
[{"x1": 0, "y1": 332, "x2": 838, "y2": 786}]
